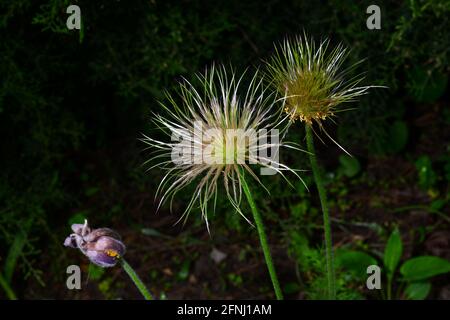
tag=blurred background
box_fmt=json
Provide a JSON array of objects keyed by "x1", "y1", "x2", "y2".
[{"x1": 0, "y1": 0, "x2": 449, "y2": 299}]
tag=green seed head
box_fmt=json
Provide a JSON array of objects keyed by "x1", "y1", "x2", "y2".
[{"x1": 266, "y1": 35, "x2": 373, "y2": 126}]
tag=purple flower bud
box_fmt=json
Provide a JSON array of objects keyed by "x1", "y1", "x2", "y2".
[
  {"x1": 64, "y1": 220, "x2": 126, "y2": 268},
  {"x1": 85, "y1": 236, "x2": 126, "y2": 267}
]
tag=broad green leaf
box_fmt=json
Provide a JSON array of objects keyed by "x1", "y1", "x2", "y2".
[
  {"x1": 400, "y1": 256, "x2": 450, "y2": 281},
  {"x1": 335, "y1": 249, "x2": 377, "y2": 279},
  {"x1": 339, "y1": 155, "x2": 361, "y2": 178},
  {"x1": 383, "y1": 228, "x2": 403, "y2": 276},
  {"x1": 404, "y1": 282, "x2": 431, "y2": 300},
  {"x1": 430, "y1": 199, "x2": 445, "y2": 211}
]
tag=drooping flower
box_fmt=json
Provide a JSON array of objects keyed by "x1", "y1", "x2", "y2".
[
  {"x1": 142, "y1": 65, "x2": 301, "y2": 229},
  {"x1": 64, "y1": 220, "x2": 126, "y2": 267},
  {"x1": 265, "y1": 35, "x2": 380, "y2": 153}
]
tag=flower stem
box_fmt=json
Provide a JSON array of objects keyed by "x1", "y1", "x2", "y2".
[
  {"x1": 240, "y1": 170, "x2": 283, "y2": 300},
  {"x1": 121, "y1": 258, "x2": 153, "y2": 300},
  {"x1": 387, "y1": 276, "x2": 392, "y2": 300},
  {"x1": 305, "y1": 124, "x2": 336, "y2": 299}
]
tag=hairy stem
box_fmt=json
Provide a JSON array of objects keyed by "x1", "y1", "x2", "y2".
[
  {"x1": 305, "y1": 124, "x2": 336, "y2": 299},
  {"x1": 240, "y1": 170, "x2": 284, "y2": 300},
  {"x1": 121, "y1": 259, "x2": 153, "y2": 300}
]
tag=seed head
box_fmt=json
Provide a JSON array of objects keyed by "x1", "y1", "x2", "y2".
[
  {"x1": 142, "y1": 65, "x2": 301, "y2": 229},
  {"x1": 266, "y1": 35, "x2": 374, "y2": 126}
]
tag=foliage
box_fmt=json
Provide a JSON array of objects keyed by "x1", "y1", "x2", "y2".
[{"x1": 338, "y1": 228, "x2": 450, "y2": 300}]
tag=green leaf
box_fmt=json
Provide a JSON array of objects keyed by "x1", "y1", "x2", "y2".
[
  {"x1": 404, "y1": 282, "x2": 431, "y2": 300},
  {"x1": 0, "y1": 273, "x2": 17, "y2": 300},
  {"x1": 141, "y1": 228, "x2": 172, "y2": 239},
  {"x1": 85, "y1": 187, "x2": 99, "y2": 197},
  {"x1": 383, "y1": 228, "x2": 403, "y2": 276},
  {"x1": 338, "y1": 155, "x2": 361, "y2": 178},
  {"x1": 283, "y1": 282, "x2": 301, "y2": 295},
  {"x1": 388, "y1": 121, "x2": 408, "y2": 153},
  {"x1": 415, "y1": 156, "x2": 437, "y2": 190},
  {"x1": 430, "y1": 199, "x2": 445, "y2": 211},
  {"x1": 68, "y1": 211, "x2": 88, "y2": 226},
  {"x1": 4, "y1": 218, "x2": 32, "y2": 283},
  {"x1": 335, "y1": 249, "x2": 377, "y2": 279},
  {"x1": 407, "y1": 67, "x2": 448, "y2": 103},
  {"x1": 177, "y1": 260, "x2": 191, "y2": 281},
  {"x1": 88, "y1": 264, "x2": 105, "y2": 281},
  {"x1": 400, "y1": 256, "x2": 450, "y2": 281}
]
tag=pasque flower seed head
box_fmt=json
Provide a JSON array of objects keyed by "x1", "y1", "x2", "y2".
[
  {"x1": 142, "y1": 65, "x2": 302, "y2": 230},
  {"x1": 266, "y1": 35, "x2": 375, "y2": 125}
]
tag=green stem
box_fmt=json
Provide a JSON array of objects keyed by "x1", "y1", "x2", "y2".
[
  {"x1": 305, "y1": 124, "x2": 336, "y2": 299},
  {"x1": 387, "y1": 276, "x2": 392, "y2": 300},
  {"x1": 240, "y1": 170, "x2": 283, "y2": 300},
  {"x1": 121, "y1": 259, "x2": 153, "y2": 300}
]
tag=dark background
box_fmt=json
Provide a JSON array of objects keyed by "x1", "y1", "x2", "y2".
[{"x1": 0, "y1": 0, "x2": 449, "y2": 299}]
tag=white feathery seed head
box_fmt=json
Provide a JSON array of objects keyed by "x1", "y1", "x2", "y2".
[{"x1": 142, "y1": 64, "x2": 303, "y2": 230}]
